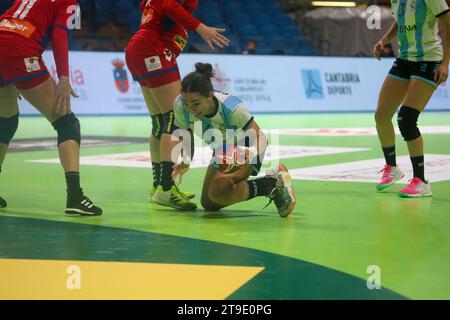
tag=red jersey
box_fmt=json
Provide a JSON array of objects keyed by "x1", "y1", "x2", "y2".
[
  {"x1": 0, "y1": 0, "x2": 79, "y2": 77},
  {"x1": 162, "y1": 0, "x2": 198, "y2": 55},
  {"x1": 131, "y1": 0, "x2": 201, "y2": 56}
]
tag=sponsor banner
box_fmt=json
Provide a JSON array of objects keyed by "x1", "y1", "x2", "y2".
[
  {"x1": 277, "y1": 126, "x2": 450, "y2": 136},
  {"x1": 18, "y1": 52, "x2": 450, "y2": 115},
  {"x1": 28, "y1": 145, "x2": 368, "y2": 169},
  {"x1": 289, "y1": 154, "x2": 450, "y2": 183}
]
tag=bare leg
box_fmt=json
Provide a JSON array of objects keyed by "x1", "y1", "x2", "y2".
[
  {"x1": 19, "y1": 77, "x2": 79, "y2": 172},
  {"x1": 141, "y1": 86, "x2": 162, "y2": 162},
  {"x1": 152, "y1": 80, "x2": 182, "y2": 163},
  {"x1": 402, "y1": 79, "x2": 435, "y2": 157},
  {"x1": 375, "y1": 76, "x2": 409, "y2": 148},
  {"x1": 0, "y1": 84, "x2": 19, "y2": 169},
  {"x1": 201, "y1": 165, "x2": 253, "y2": 211},
  {"x1": 4, "y1": 77, "x2": 101, "y2": 214}
]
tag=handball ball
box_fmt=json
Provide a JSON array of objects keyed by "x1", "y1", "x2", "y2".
[{"x1": 213, "y1": 144, "x2": 244, "y2": 174}]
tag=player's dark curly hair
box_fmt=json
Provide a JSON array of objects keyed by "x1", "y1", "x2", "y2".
[{"x1": 181, "y1": 63, "x2": 215, "y2": 97}]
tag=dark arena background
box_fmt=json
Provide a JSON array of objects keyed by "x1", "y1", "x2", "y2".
[{"x1": 0, "y1": 0, "x2": 450, "y2": 302}]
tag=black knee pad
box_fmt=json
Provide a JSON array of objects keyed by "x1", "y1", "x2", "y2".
[
  {"x1": 0, "y1": 113, "x2": 19, "y2": 145},
  {"x1": 151, "y1": 114, "x2": 163, "y2": 139},
  {"x1": 397, "y1": 106, "x2": 421, "y2": 141},
  {"x1": 51, "y1": 113, "x2": 81, "y2": 145},
  {"x1": 161, "y1": 111, "x2": 176, "y2": 134}
]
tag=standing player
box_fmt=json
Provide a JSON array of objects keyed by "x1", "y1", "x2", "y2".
[
  {"x1": 0, "y1": 0, "x2": 102, "y2": 215},
  {"x1": 156, "y1": 63, "x2": 296, "y2": 217},
  {"x1": 373, "y1": 0, "x2": 449, "y2": 197},
  {"x1": 126, "y1": 0, "x2": 229, "y2": 209}
]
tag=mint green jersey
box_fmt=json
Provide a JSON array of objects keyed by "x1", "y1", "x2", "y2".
[
  {"x1": 392, "y1": 0, "x2": 449, "y2": 61},
  {"x1": 173, "y1": 91, "x2": 254, "y2": 149}
]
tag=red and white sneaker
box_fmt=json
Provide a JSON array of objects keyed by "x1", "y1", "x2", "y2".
[
  {"x1": 398, "y1": 178, "x2": 432, "y2": 198},
  {"x1": 376, "y1": 165, "x2": 405, "y2": 191}
]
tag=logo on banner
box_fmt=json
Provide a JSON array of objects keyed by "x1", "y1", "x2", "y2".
[
  {"x1": 301, "y1": 69, "x2": 324, "y2": 99},
  {"x1": 112, "y1": 59, "x2": 129, "y2": 93},
  {"x1": 212, "y1": 63, "x2": 231, "y2": 92}
]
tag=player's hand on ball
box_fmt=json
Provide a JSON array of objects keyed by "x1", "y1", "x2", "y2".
[
  {"x1": 172, "y1": 163, "x2": 190, "y2": 184},
  {"x1": 214, "y1": 145, "x2": 257, "y2": 174},
  {"x1": 236, "y1": 146, "x2": 258, "y2": 165}
]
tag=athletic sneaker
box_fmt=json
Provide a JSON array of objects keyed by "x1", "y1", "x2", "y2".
[
  {"x1": 65, "y1": 194, "x2": 103, "y2": 216},
  {"x1": 398, "y1": 178, "x2": 432, "y2": 198},
  {"x1": 376, "y1": 165, "x2": 405, "y2": 191},
  {"x1": 149, "y1": 185, "x2": 195, "y2": 203},
  {"x1": 0, "y1": 196, "x2": 6, "y2": 208},
  {"x1": 152, "y1": 185, "x2": 197, "y2": 210},
  {"x1": 265, "y1": 164, "x2": 296, "y2": 217}
]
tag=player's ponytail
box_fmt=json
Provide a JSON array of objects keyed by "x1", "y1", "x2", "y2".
[
  {"x1": 194, "y1": 63, "x2": 215, "y2": 79},
  {"x1": 181, "y1": 63, "x2": 215, "y2": 97}
]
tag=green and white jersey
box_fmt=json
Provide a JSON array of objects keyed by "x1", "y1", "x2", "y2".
[
  {"x1": 392, "y1": 0, "x2": 449, "y2": 61},
  {"x1": 173, "y1": 91, "x2": 254, "y2": 149}
]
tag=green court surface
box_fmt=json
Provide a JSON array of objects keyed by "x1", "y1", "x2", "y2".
[{"x1": 1, "y1": 112, "x2": 449, "y2": 299}]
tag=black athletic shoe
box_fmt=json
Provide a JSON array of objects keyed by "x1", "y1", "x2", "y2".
[
  {"x1": 0, "y1": 196, "x2": 6, "y2": 208},
  {"x1": 66, "y1": 194, "x2": 102, "y2": 216}
]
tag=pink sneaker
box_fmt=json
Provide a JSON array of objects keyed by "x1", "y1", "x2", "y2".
[
  {"x1": 398, "y1": 178, "x2": 432, "y2": 198},
  {"x1": 376, "y1": 165, "x2": 405, "y2": 191}
]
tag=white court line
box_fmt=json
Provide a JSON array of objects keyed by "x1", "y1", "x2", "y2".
[
  {"x1": 289, "y1": 154, "x2": 450, "y2": 183},
  {"x1": 28, "y1": 145, "x2": 369, "y2": 169},
  {"x1": 273, "y1": 126, "x2": 450, "y2": 136}
]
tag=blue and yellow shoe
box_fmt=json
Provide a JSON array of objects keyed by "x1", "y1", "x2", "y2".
[
  {"x1": 264, "y1": 164, "x2": 296, "y2": 217},
  {"x1": 152, "y1": 185, "x2": 197, "y2": 210}
]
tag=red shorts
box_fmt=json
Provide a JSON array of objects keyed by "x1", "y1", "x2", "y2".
[
  {"x1": 0, "y1": 53, "x2": 50, "y2": 90},
  {"x1": 125, "y1": 40, "x2": 181, "y2": 88}
]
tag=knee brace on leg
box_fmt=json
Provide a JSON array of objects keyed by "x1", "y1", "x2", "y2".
[
  {"x1": 51, "y1": 113, "x2": 81, "y2": 145},
  {"x1": 161, "y1": 111, "x2": 176, "y2": 135},
  {"x1": 151, "y1": 114, "x2": 163, "y2": 139},
  {"x1": 0, "y1": 113, "x2": 19, "y2": 145},
  {"x1": 397, "y1": 106, "x2": 421, "y2": 141}
]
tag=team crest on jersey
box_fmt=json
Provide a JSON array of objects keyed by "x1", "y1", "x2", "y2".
[
  {"x1": 144, "y1": 56, "x2": 162, "y2": 72},
  {"x1": 24, "y1": 57, "x2": 40, "y2": 73},
  {"x1": 112, "y1": 59, "x2": 129, "y2": 93},
  {"x1": 173, "y1": 35, "x2": 187, "y2": 51}
]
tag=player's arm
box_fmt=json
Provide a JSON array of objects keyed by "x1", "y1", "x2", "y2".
[
  {"x1": 182, "y1": 0, "x2": 198, "y2": 14},
  {"x1": 241, "y1": 120, "x2": 267, "y2": 165},
  {"x1": 161, "y1": 0, "x2": 198, "y2": 31},
  {"x1": 163, "y1": 0, "x2": 201, "y2": 32},
  {"x1": 440, "y1": 12, "x2": 450, "y2": 67},
  {"x1": 373, "y1": 22, "x2": 397, "y2": 60},
  {"x1": 428, "y1": 0, "x2": 450, "y2": 82},
  {"x1": 51, "y1": 1, "x2": 79, "y2": 114},
  {"x1": 436, "y1": 11, "x2": 450, "y2": 84},
  {"x1": 163, "y1": 0, "x2": 229, "y2": 50},
  {"x1": 161, "y1": 99, "x2": 193, "y2": 183},
  {"x1": 230, "y1": 102, "x2": 268, "y2": 173},
  {"x1": 223, "y1": 119, "x2": 267, "y2": 180}
]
